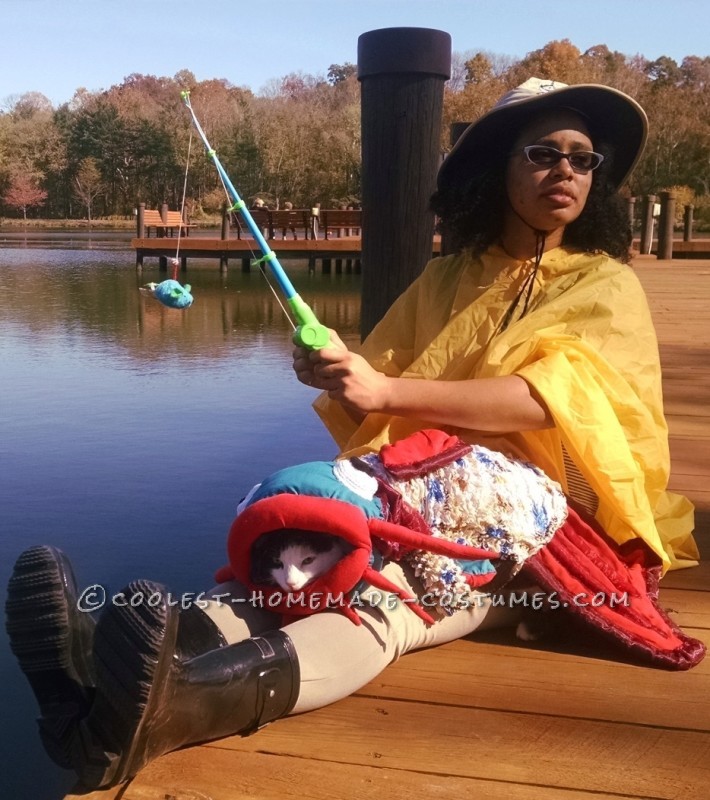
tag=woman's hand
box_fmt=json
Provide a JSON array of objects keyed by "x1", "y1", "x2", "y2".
[
  {"x1": 292, "y1": 330, "x2": 390, "y2": 414},
  {"x1": 293, "y1": 332, "x2": 552, "y2": 432}
]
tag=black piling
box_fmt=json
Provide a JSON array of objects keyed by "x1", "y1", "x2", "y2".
[{"x1": 357, "y1": 27, "x2": 451, "y2": 339}]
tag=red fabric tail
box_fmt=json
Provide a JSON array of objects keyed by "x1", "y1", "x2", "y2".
[{"x1": 522, "y1": 505, "x2": 705, "y2": 670}]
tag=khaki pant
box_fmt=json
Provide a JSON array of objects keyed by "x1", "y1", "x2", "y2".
[{"x1": 202, "y1": 561, "x2": 521, "y2": 714}]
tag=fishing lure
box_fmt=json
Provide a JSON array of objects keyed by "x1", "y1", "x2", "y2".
[
  {"x1": 181, "y1": 91, "x2": 329, "y2": 350},
  {"x1": 142, "y1": 276, "x2": 194, "y2": 309}
]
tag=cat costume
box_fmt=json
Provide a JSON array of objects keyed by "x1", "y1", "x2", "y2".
[{"x1": 216, "y1": 429, "x2": 704, "y2": 669}]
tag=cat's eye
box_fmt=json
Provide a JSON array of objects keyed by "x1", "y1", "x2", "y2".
[
  {"x1": 301, "y1": 556, "x2": 316, "y2": 566},
  {"x1": 273, "y1": 559, "x2": 283, "y2": 569}
]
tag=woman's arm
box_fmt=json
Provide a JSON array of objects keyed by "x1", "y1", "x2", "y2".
[{"x1": 293, "y1": 331, "x2": 553, "y2": 432}]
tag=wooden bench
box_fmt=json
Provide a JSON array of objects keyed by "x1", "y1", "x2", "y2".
[
  {"x1": 232, "y1": 208, "x2": 271, "y2": 240},
  {"x1": 142, "y1": 209, "x2": 191, "y2": 238},
  {"x1": 232, "y1": 209, "x2": 312, "y2": 241},
  {"x1": 269, "y1": 209, "x2": 312, "y2": 240},
  {"x1": 320, "y1": 209, "x2": 361, "y2": 239}
]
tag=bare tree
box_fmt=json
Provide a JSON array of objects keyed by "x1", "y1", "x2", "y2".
[{"x1": 73, "y1": 157, "x2": 103, "y2": 226}]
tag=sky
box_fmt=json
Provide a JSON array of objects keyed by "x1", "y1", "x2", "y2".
[{"x1": 1, "y1": 0, "x2": 709, "y2": 107}]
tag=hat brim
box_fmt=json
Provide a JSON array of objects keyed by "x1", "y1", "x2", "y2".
[{"x1": 437, "y1": 84, "x2": 648, "y2": 192}]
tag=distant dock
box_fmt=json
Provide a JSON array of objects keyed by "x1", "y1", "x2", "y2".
[
  {"x1": 133, "y1": 234, "x2": 369, "y2": 273},
  {"x1": 132, "y1": 204, "x2": 446, "y2": 273},
  {"x1": 133, "y1": 203, "x2": 372, "y2": 273}
]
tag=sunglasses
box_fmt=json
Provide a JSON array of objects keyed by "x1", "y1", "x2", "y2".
[{"x1": 521, "y1": 145, "x2": 605, "y2": 172}]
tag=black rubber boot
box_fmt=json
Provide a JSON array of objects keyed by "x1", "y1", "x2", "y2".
[
  {"x1": 71, "y1": 580, "x2": 300, "y2": 789},
  {"x1": 5, "y1": 545, "x2": 96, "y2": 768}
]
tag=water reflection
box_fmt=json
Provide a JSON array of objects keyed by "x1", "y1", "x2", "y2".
[
  {"x1": 0, "y1": 247, "x2": 361, "y2": 798},
  {"x1": 0, "y1": 228, "x2": 137, "y2": 250}
]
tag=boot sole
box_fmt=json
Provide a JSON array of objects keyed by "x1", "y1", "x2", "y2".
[
  {"x1": 74, "y1": 579, "x2": 178, "y2": 789},
  {"x1": 5, "y1": 545, "x2": 96, "y2": 767}
]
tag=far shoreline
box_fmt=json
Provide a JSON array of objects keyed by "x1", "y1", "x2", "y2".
[{"x1": 0, "y1": 216, "x2": 223, "y2": 231}]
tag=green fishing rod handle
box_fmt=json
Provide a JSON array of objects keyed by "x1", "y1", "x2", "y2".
[
  {"x1": 288, "y1": 294, "x2": 330, "y2": 350},
  {"x1": 293, "y1": 322, "x2": 331, "y2": 350}
]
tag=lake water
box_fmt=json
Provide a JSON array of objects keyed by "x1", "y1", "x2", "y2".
[{"x1": 0, "y1": 236, "x2": 362, "y2": 798}]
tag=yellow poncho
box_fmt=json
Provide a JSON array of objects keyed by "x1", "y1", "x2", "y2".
[{"x1": 314, "y1": 245, "x2": 697, "y2": 572}]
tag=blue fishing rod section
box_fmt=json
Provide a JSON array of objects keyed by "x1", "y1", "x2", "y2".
[{"x1": 181, "y1": 91, "x2": 329, "y2": 350}]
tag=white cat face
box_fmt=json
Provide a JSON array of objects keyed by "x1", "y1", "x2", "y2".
[{"x1": 269, "y1": 542, "x2": 345, "y2": 591}]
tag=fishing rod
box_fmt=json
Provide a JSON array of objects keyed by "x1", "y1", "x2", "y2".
[{"x1": 181, "y1": 91, "x2": 330, "y2": 350}]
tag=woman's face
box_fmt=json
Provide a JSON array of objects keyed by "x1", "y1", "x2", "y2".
[{"x1": 504, "y1": 110, "x2": 595, "y2": 239}]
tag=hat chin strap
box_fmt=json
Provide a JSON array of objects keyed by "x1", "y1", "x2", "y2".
[{"x1": 499, "y1": 221, "x2": 547, "y2": 332}]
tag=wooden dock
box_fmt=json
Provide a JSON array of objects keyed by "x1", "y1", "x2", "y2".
[
  {"x1": 134, "y1": 205, "x2": 375, "y2": 271},
  {"x1": 68, "y1": 255, "x2": 710, "y2": 800},
  {"x1": 133, "y1": 235, "x2": 366, "y2": 267}
]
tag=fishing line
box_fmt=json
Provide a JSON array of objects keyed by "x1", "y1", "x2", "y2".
[
  {"x1": 181, "y1": 90, "x2": 329, "y2": 349},
  {"x1": 253, "y1": 256, "x2": 298, "y2": 331},
  {"x1": 172, "y1": 129, "x2": 193, "y2": 277},
  {"x1": 140, "y1": 126, "x2": 195, "y2": 309},
  {"x1": 209, "y1": 144, "x2": 297, "y2": 330}
]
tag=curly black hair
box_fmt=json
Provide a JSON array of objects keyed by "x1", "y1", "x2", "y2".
[{"x1": 431, "y1": 141, "x2": 632, "y2": 263}]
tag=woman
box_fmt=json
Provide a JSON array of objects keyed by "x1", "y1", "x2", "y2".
[
  {"x1": 6, "y1": 78, "x2": 701, "y2": 790},
  {"x1": 300, "y1": 77, "x2": 696, "y2": 572}
]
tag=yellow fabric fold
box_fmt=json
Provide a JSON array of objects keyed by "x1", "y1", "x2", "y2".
[{"x1": 313, "y1": 246, "x2": 697, "y2": 571}]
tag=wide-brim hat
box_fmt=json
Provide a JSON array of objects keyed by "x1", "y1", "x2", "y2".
[{"x1": 437, "y1": 77, "x2": 648, "y2": 192}]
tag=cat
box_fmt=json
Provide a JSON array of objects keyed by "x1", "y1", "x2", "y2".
[
  {"x1": 514, "y1": 585, "x2": 569, "y2": 642},
  {"x1": 250, "y1": 529, "x2": 353, "y2": 592}
]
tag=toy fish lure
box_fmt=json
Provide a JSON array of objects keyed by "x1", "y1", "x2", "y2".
[{"x1": 141, "y1": 279, "x2": 193, "y2": 309}]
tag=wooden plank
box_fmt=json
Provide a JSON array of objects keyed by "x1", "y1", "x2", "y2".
[
  {"x1": 359, "y1": 628, "x2": 710, "y2": 729},
  {"x1": 662, "y1": 559, "x2": 710, "y2": 591},
  {"x1": 662, "y1": 590, "x2": 710, "y2": 628},
  {"x1": 173, "y1": 698, "x2": 710, "y2": 800},
  {"x1": 68, "y1": 747, "x2": 647, "y2": 800}
]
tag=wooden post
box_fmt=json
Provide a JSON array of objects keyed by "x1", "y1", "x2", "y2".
[
  {"x1": 310, "y1": 203, "x2": 320, "y2": 240},
  {"x1": 627, "y1": 196, "x2": 636, "y2": 235},
  {"x1": 640, "y1": 195, "x2": 657, "y2": 255},
  {"x1": 357, "y1": 27, "x2": 451, "y2": 339},
  {"x1": 160, "y1": 202, "x2": 168, "y2": 238},
  {"x1": 684, "y1": 204, "x2": 694, "y2": 242},
  {"x1": 220, "y1": 205, "x2": 230, "y2": 273},
  {"x1": 657, "y1": 191, "x2": 675, "y2": 260},
  {"x1": 159, "y1": 203, "x2": 168, "y2": 270},
  {"x1": 136, "y1": 204, "x2": 145, "y2": 269}
]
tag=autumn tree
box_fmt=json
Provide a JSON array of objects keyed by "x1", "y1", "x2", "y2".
[
  {"x1": 2, "y1": 173, "x2": 48, "y2": 219},
  {"x1": 0, "y1": 92, "x2": 67, "y2": 217},
  {"x1": 0, "y1": 42, "x2": 708, "y2": 224},
  {"x1": 441, "y1": 52, "x2": 505, "y2": 153},
  {"x1": 327, "y1": 63, "x2": 357, "y2": 85}
]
